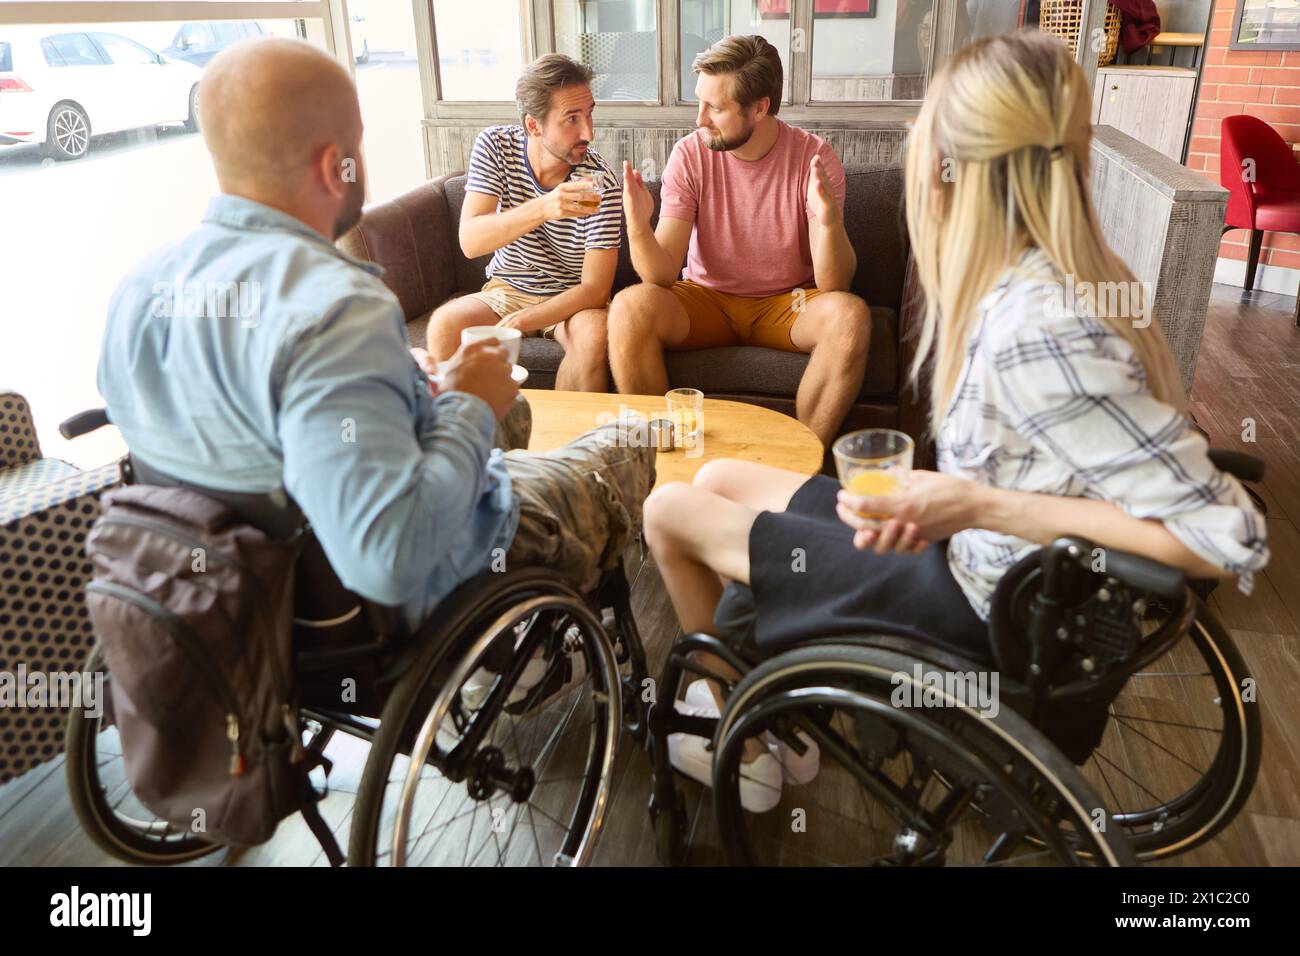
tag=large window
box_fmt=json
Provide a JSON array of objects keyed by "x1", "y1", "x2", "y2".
[
  {"x1": 680, "y1": 1, "x2": 790, "y2": 103},
  {"x1": 432, "y1": 0, "x2": 524, "y2": 101},
  {"x1": 353, "y1": 0, "x2": 427, "y2": 202},
  {"x1": 423, "y1": 0, "x2": 1072, "y2": 114},
  {"x1": 0, "y1": 3, "x2": 339, "y2": 468},
  {"x1": 556, "y1": 0, "x2": 659, "y2": 102},
  {"x1": 811, "y1": 0, "x2": 932, "y2": 102}
]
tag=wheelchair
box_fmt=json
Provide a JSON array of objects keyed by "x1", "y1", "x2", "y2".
[
  {"x1": 637, "y1": 449, "x2": 1265, "y2": 867},
  {"x1": 59, "y1": 401, "x2": 1261, "y2": 867},
  {"x1": 59, "y1": 408, "x2": 650, "y2": 867}
]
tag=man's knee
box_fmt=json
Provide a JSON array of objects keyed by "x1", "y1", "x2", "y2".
[
  {"x1": 816, "y1": 293, "x2": 871, "y2": 358},
  {"x1": 610, "y1": 284, "x2": 671, "y2": 347},
  {"x1": 430, "y1": 297, "x2": 476, "y2": 341},
  {"x1": 564, "y1": 308, "x2": 609, "y2": 361}
]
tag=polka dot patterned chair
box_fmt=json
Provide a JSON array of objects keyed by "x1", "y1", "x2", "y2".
[{"x1": 0, "y1": 389, "x2": 119, "y2": 785}]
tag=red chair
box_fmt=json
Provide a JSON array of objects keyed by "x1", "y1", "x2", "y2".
[{"x1": 1220, "y1": 114, "x2": 1300, "y2": 324}]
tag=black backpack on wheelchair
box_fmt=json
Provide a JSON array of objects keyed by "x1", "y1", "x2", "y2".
[{"x1": 80, "y1": 447, "x2": 397, "y2": 865}]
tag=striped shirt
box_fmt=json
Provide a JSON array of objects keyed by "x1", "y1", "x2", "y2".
[
  {"x1": 465, "y1": 125, "x2": 622, "y2": 295},
  {"x1": 937, "y1": 247, "x2": 1269, "y2": 620}
]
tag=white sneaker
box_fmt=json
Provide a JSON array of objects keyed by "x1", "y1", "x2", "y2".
[
  {"x1": 685, "y1": 678, "x2": 721, "y2": 713},
  {"x1": 684, "y1": 679, "x2": 818, "y2": 788},
  {"x1": 766, "y1": 730, "x2": 821, "y2": 786},
  {"x1": 667, "y1": 693, "x2": 783, "y2": 814},
  {"x1": 459, "y1": 623, "x2": 586, "y2": 712}
]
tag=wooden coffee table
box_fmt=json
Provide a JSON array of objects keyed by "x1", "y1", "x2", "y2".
[{"x1": 521, "y1": 389, "x2": 824, "y2": 484}]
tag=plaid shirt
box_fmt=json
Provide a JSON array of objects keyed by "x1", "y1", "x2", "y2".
[{"x1": 937, "y1": 248, "x2": 1269, "y2": 620}]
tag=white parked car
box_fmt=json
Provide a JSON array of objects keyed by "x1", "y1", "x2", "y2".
[{"x1": 0, "y1": 27, "x2": 203, "y2": 161}]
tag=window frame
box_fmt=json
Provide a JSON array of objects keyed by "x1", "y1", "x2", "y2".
[
  {"x1": 0, "y1": 2, "x2": 346, "y2": 62},
  {"x1": 421, "y1": 0, "x2": 1110, "y2": 131}
]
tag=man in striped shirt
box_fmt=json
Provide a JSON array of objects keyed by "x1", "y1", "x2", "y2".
[{"x1": 423, "y1": 55, "x2": 621, "y2": 392}]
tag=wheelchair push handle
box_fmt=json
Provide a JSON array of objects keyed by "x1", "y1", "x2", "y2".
[{"x1": 59, "y1": 407, "x2": 110, "y2": 440}]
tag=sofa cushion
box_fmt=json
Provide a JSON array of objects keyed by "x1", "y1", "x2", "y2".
[
  {"x1": 507, "y1": 304, "x2": 896, "y2": 400},
  {"x1": 441, "y1": 165, "x2": 909, "y2": 313},
  {"x1": 406, "y1": 302, "x2": 898, "y2": 400}
]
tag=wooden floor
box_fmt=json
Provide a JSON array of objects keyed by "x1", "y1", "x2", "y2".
[{"x1": 3, "y1": 281, "x2": 1299, "y2": 867}]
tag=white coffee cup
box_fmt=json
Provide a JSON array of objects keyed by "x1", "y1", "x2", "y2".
[{"x1": 461, "y1": 325, "x2": 522, "y2": 364}]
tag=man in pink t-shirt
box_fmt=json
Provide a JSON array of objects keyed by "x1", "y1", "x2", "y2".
[{"x1": 609, "y1": 35, "x2": 870, "y2": 446}]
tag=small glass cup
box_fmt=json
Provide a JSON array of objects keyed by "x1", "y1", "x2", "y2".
[
  {"x1": 569, "y1": 168, "x2": 604, "y2": 213},
  {"x1": 832, "y1": 429, "x2": 914, "y2": 521},
  {"x1": 666, "y1": 388, "x2": 703, "y2": 443}
]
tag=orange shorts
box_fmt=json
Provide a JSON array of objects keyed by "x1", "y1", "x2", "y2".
[{"x1": 668, "y1": 280, "x2": 827, "y2": 352}]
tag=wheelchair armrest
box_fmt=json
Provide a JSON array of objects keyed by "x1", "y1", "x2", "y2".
[
  {"x1": 1208, "y1": 448, "x2": 1265, "y2": 483},
  {"x1": 59, "y1": 407, "x2": 111, "y2": 440},
  {"x1": 1043, "y1": 537, "x2": 1185, "y2": 601},
  {"x1": 1101, "y1": 548, "x2": 1186, "y2": 600}
]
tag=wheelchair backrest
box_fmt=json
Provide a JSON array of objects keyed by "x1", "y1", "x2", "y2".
[{"x1": 126, "y1": 454, "x2": 400, "y2": 635}]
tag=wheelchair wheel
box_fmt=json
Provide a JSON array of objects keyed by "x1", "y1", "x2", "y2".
[
  {"x1": 1078, "y1": 597, "x2": 1260, "y2": 860},
  {"x1": 65, "y1": 647, "x2": 222, "y2": 864},
  {"x1": 712, "y1": 645, "x2": 1136, "y2": 866},
  {"x1": 348, "y1": 569, "x2": 621, "y2": 866}
]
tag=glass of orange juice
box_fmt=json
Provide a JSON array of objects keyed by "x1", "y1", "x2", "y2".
[
  {"x1": 832, "y1": 429, "x2": 913, "y2": 520},
  {"x1": 666, "y1": 388, "x2": 703, "y2": 443}
]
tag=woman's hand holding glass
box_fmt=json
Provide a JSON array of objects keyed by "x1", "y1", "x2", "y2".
[{"x1": 836, "y1": 470, "x2": 981, "y2": 555}]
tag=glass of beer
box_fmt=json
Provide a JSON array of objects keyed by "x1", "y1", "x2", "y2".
[
  {"x1": 832, "y1": 429, "x2": 913, "y2": 520},
  {"x1": 570, "y1": 169, "x2": 604, "y2": 212},
  {"x1": 666, "y1": 388, "x2": 703, "y2": 443}
]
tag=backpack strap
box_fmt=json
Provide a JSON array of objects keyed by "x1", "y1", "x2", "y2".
[{"x1": 297, "y1": 751, "x2": 345, "y2": 868}]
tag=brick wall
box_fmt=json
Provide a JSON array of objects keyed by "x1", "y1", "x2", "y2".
[{"x1": 1185, "y1": 0, "x2": 1300, "y2": 275}]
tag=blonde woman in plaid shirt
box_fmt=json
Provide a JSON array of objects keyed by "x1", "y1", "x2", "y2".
[{"x1": 640, "y1": 31, "x2": 1268, "y2": 809}]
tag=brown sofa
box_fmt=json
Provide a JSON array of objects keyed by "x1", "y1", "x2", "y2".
[{"x1": 338, "y1": 166, "x2": 927, "y2": 446}]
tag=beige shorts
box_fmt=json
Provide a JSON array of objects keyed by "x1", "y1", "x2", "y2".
[{"x1": 464, "y1": 276, "x2": 561, "y2": 340}]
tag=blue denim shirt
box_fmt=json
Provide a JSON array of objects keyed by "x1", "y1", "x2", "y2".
[{"x1": 98, "y1": 195, "x2": 519, "y2": 629}]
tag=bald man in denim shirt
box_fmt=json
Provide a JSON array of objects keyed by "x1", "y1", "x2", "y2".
[{"x1": 98, "y1": 39, "x2": 653, "y2": 631}]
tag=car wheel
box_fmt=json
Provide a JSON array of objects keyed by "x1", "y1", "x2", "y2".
[
  {"x1": 356, "y1": 40, "x2": 370, "y2": 65},
  {"x1": 184, "y1": 84, "x2": 200, "y2": 132},
  {"x1": 46, "y1": 103, "x2": 90, "y2": 160}
]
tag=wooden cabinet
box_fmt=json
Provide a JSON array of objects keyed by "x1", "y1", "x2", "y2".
[{"x1": 1092, "y1": 66, "x2": 1197, "y2": 162}]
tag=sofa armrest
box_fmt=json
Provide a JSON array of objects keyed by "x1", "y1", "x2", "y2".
[
  {"x1": 337, "y1": 174, "x2": 460, "y2": 321},
  {"x1": 0, "y1": 389, "x2": 42, "y2": 471}
]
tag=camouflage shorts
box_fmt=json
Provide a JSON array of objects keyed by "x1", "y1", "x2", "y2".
[{"x1": 501, "y1": 416, "x2": 657, "y2": 590}]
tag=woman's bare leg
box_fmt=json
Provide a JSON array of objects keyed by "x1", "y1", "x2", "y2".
[
  {"x1": 692, "y1": 459, "x2": 813, "y2": 514},
  {"x1": 644, "y1": 480, "x2": 766, "y2": 759}
]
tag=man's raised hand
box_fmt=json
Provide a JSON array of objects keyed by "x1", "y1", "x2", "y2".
[
  {"x1": 807, "y1": 154, "x2": 839, "y2": 226},
  {"x1": 622, "y1": 160, "x2": 654, "y2": 235}
]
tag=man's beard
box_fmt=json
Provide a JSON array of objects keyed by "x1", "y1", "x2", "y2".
[
  {"x1": 541, "y1": 134, "x2": 586, "y2": 166},
  {"x1": 704, "y1": 121, "x2": 755, "y2": 152},
  {"x1": 332, "y1": 176, "x2": 366, "y2": 239}
]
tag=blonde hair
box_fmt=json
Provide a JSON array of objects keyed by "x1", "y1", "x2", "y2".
[
  {"x1": 904, "y1": 31, "x2": 1184, "y2": 437},
  {"x1": 693, "y1": 35, "x2": 783, "y2": 116}
]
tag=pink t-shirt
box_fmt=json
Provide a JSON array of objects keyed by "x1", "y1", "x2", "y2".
[{"x1": 658, "y1": 120, "x2": 847, "y2": 297}]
